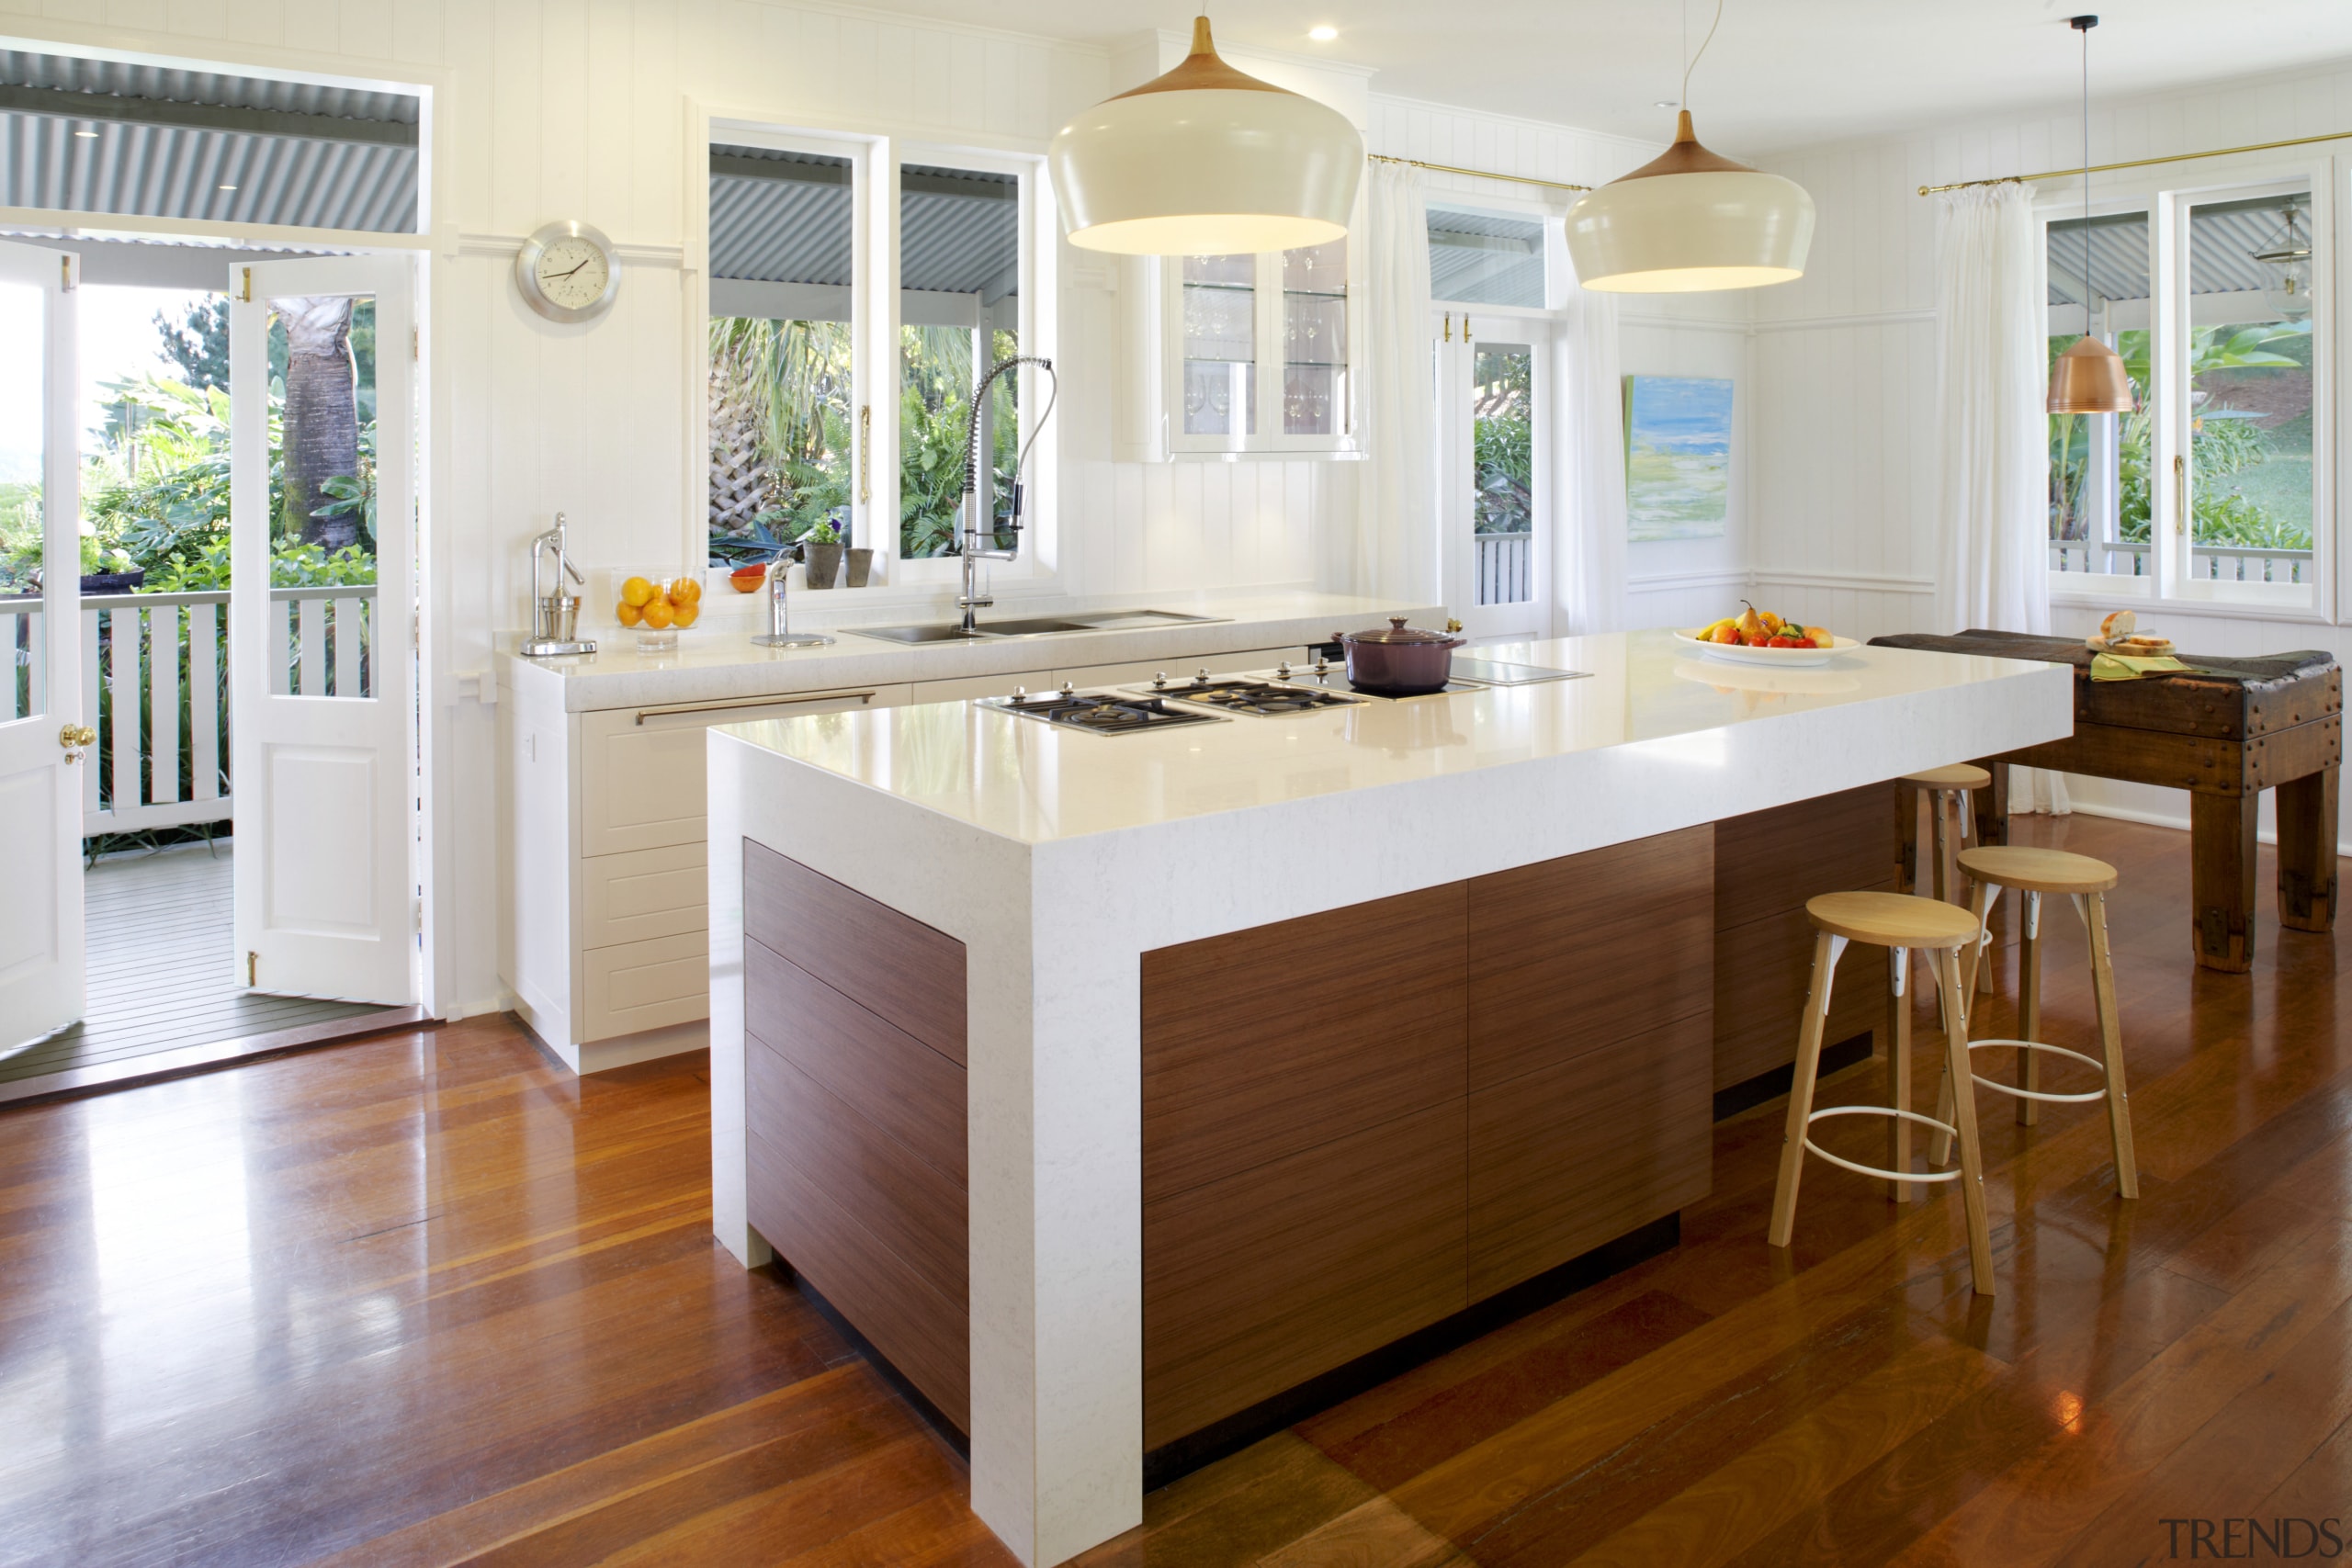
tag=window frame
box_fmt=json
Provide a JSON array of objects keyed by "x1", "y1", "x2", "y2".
[
  {"x1": 695, "y1": 113, "x2": 1057, "y2": 594},
  {"x1": 1162, "y1": 243, "x2": 1363, "y2": 458},
  {"x1": 2039, "y1": 160, "x2": 2335, "y2": 625}
]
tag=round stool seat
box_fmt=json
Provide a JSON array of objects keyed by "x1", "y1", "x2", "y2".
[
  {"x1": 1904, "y1": 762, "x2": 1993, "y2": 791},
  {"x1": 1957, "y1": 845, "x2": 2118, "y2": 896},
  {"x1": 1807, "y1": 891, "x2": 1981, "y2": 950}
]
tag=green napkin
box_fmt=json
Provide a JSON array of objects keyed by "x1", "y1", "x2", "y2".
[{"x1": 2090, "y1": 652, "x2": 2193, "y2": 682}]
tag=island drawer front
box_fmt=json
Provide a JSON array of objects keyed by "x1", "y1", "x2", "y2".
[
  {"x1": 747, "y1": 936, "x2": 967, "y2": 1189},
  {"x1": 1713, "y1": 783, "x2": 1895, "y2": 932},
  {"x1": 1141, "y1": 883, "x2": 1469, "y2": 1199},
  {"x1": 1713, "y1": 902, "x2": 1889, "y2": 1091},
  {"x1": 581, "y1": 841, "x2": 710, "y2": 950},
  {"x1": 743, "y1": 841, "x2": 968, "y2": 1065},
  {"x1": 580, "y1": 931, "x2": 710, "y2": 1042},
  {"x1": 1467, "y1": 826, "x2": 1713, "y2": 1090},
  {"x1": 1469, "y1": 1011, "x2": 1712, "y2": 1301},
  {"x1": 746, "y1": 1035, "x2": 967, "y2": 1312},
  {"x1": 747, "y1": 1125, "x2": 970, "y2": 1433},
  {"x1": 1143, "y1": 1098, "x2": 1466, "y2": 1451}
]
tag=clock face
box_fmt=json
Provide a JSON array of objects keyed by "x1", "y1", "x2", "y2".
[{"x1": 535, "y1": 236, "x2": 610, "y2": 310}]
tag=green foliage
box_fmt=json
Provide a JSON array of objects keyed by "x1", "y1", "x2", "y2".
[
  {"x1": 155, "y1": 296, "x2": 232, "y2": 392},
  {"x1": 1472, "y1": 348, "x2": 1532, "y2": 536},
  {"x1": 708, "y1": 317, "x2": 854, "y2": 560}
]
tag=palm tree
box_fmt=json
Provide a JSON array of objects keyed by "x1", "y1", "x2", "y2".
[{"x1": 279, "y1": 297, "x2": 359, "y2": 549}]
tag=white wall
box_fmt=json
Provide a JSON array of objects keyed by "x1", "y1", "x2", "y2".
[{"x1": 1748, "y1": 57, "x2": 2352, "y2": 847}]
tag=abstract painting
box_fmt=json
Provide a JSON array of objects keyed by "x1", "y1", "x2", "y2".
[{"x1": 1624, "y1": 375, "x2": 1732, "y2": 540}]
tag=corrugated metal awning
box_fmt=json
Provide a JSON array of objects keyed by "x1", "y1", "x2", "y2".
[
  {"x1": 709, "y1": 148, "x2": 1019, "y2": 299},
  {"x1": 2048, "y1": 197, "x2": 2308, "y2": 307}
]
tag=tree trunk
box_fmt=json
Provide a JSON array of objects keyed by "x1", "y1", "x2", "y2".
[{"x1": 280, "y1": 297, "x2": 359, "y2": 550}]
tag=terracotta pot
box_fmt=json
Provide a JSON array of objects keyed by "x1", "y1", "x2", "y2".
[{"x1": 1339, "y1": 616, "x2": 1465, "y2": 695}]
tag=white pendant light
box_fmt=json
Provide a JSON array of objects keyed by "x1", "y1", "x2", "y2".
[
  {"x1": 1563, "y1": 0, "x2": 1814, "y2": 292},
  {"x1": 2047, "y1": 15, "x2": 2133, "y2": 416},
  {"x1": 1047, "y1": 16, "x2": 1363, "y2": 256}
]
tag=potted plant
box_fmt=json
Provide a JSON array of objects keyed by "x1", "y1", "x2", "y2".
[{"x1": 802, "y1": 521, "x2": 844, "y2": 590}]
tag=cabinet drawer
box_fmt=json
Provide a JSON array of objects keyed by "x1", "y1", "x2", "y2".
[
  {"x1": 580, "y1": 930, "x2": 709, "y2": 1042},
  {"x1": 582, "y1": 841, "x2": 709, "y2": 949},
  {"x1": 578, "y1": 687, "x2": 889, "y2": 858}
]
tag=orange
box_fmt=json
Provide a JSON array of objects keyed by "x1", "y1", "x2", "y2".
[
  {"x1": 671, "y1": 601, "x2": 699, "y2": 628},
  {"x1": 670, "y1": 576, "x2": 703, "y2": 604},
  {"x1": 616, "y1": 600, "x2": 643, "y2": 627},
  {"x1": 620, "y1": 576, "x2": 657, "y2": 608},
  {"x1": 640, "y1": 598, "x2": 675, "y2": 630}
]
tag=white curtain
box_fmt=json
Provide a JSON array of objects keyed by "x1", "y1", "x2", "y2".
[
  {"x1": 1343, "y1": 161, "x2": 1440, "y2": 602},
  {"x1": 1933, "y1": 180, "x2": 2069, "y2": 814},
  {"x1": 1553, "y1": 249, "x2": 1627, "y2": 634}
]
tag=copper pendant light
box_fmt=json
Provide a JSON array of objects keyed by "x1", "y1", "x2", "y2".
[{"x1": 2048, "y1": 16, "x2": 2133, "y2": 415}]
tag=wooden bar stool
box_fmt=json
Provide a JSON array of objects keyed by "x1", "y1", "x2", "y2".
[
  {"x1": 1937, "y1": 844, "x2": 2139, "y2": 1200},
  {"x1": 1900, "y1": 763, "x2": 1994, "y2": 907},
  {"x1": 1768, "y1": 890, "x2": 1996, "y2": 1297}
]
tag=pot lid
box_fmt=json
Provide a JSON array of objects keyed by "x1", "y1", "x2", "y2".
[{"x1": 1346, "y1": 616, "x2": 1459, "y2": 645}]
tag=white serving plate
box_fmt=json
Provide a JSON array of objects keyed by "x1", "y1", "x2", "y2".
[{"x1": 1670, "y1": 628, "x2": 1861, "y2": 668}]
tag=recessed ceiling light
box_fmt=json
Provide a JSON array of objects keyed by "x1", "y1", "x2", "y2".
[
  {"x1": 218, "y1": 183, "x2": 237, "y2": 191},
  {"x1": 1309, "y1": 25, "x2": 1338, "y2": 41},
  {"x1": 74, "y1": 128, "x2": 98, "y2": 138},
  {"x1": 1654, "y1": 99, "x2": 1678, "y2": 109}
]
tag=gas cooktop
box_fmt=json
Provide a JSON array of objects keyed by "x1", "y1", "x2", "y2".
[
  {"x1": 977, "y1": 690, "x2": 1228, "y2": 736},
  {"x1": 1123, "y1": 674, "x2": 1363, "y2": 716},
  {"x1": 1248, "y1": 660, "x2": 1489, "y2": 700}
]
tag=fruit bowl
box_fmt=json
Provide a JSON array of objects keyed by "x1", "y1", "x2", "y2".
[{"x1": 1671, "y1": 628, "x2": 1860, "y2": 668}]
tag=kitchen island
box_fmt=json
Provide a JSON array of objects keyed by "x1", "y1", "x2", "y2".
[{"x1": 705, "y1": 629, "x2": 2072, "y2": 1567}]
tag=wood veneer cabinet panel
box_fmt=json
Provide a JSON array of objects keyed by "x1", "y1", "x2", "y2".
[
  {"x1": 1468, "y1": 1011, "x2": 1712, "y2": 1300},
  {"x1": 1713, "y1": 899, "x2": 1890, "y2": 1091},
  {"x1": 1143, "y1": 1100, "x2": 1466, "y2": 1450},
  {"x1": 1141, "y1": 883, "x2": 1469, "y2": 1199},
  {"x1": 745, "y1": 1039, "x2": 967, "y2": 1313},
  {"x1": 1466, "y1": 827, "x2": 1713, "y2": 1091},
  {"x1": 747, "y1": 1126, "x2": 970, "y2": 1432},
  {"x1": 746, "y1": 938, "x2": 967, "y2": 1188},
  {"x1": 743, "y1": 840, "x2": 967, "y2": 1065},
  {"x1": 1713, "y1": 784, "x2": 1895, "y2": 932}
]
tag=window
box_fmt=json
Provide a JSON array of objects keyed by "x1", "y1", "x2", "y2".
[
  {"x1": 1428, "y1": 206, "x2": 1547, "y2": 308},
  {"x1": 899, "y1": 162, "x2": 1020, "y2": 560},
  {"x1": 1166, "y1": 243, "x2": 1355, "y2": 456},
  {"x1": 2046, "y1": 179, "x2": 2327, "y2": 614}
]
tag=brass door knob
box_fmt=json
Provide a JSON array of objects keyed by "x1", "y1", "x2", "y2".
[{"x1": 59, "y1": 723, "x2": 95, "y2": 749}]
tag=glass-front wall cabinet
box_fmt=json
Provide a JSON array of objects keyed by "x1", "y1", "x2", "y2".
[{"x1": 1170, "y1": 241, "x2": 1354, "y2": 455}]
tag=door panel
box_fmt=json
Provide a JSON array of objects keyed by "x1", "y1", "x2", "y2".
[
  {"x1": 0, "y1": 240, "x2": 82, "y2": 1049},
  {"x1": 1441, "y1": 314, "x2": 1550, "y2": 642},
  {"x1": 231, "y1": 257, "x2": 416, "y2": 1004}
]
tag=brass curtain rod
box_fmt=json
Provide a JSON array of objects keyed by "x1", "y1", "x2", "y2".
[
  {"x1": 1369, "y1": 153, "x2": 1590, "y2": 194},
  {"x1": 1917, "y1": 128, "x2": 2352, "y2": 196}
]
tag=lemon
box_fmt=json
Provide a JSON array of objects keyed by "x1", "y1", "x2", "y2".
[
  {"x1": 671, "y1": 601, "x2": 699, "y2": 628},
  {"x1": 640, "y1": 598, "x2": 675, "y2": 630},
  {"x1": 616, "y1": 600, "x2": 643, "y2": 627},
  {"x1": 670, "y1": 576, "x2": 703, "y2": 604},
  {"x1": 621, "y1": 576, "x2": 656, "y2": 608}
]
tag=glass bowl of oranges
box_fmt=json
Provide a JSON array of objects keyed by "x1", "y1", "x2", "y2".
[{"x1": 616, "y1": 571, "x2": 702, "y2": 653}]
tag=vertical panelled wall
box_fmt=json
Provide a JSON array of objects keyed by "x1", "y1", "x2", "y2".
[
  {"x1": 1751, "y1": 59, "x2": 2352, "y2": 845},
  {"x1": 1363, "y1": 98, "x2": 1752, "y2": 633}
]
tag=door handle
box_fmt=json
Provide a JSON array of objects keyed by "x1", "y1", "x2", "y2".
[{"x1": 59, "y1": 722, "x2": 94, "y2": 762}]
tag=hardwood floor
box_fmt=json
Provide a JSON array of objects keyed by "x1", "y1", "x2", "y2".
[{"x1": 0, "y1": 813, "x2": 2344, "y2": 1566}]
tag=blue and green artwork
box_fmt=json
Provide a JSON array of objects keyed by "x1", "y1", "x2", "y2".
[{"x1": 1624, "y1": 375, "x2": 1732, "y2": 541}]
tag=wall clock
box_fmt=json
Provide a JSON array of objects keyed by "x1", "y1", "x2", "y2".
[{"x1": 514, "y1": 220, "x2": 621, "y2": 323}]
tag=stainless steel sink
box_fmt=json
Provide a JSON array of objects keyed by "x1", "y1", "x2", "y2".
[{"x1": 847, "y1": 609, "x2": 1227, "y2": 644}]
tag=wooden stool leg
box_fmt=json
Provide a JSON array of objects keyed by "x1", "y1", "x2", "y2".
[
  {"x1": 1932, "y1": 792, "x2": 1954, "y2": 904},
  {"x1": 2086, "y1": 890, "x2": 2139, "y2": 1199},
  {"x1": 1896, "y1": 780, "x2": 1921, "y2": 897},
  {"x1": 2278, "y1": 765, "x2": 2339, "y2": 933},
  {"x1": 2190, "y1": 789, "x2": 2259, "y2": 973},
  {"x1": 1934, "y1": 947, "x2": 1996, "y2": 1296},
  {"x1": 2017, "y1": 891, "x2": 2042, "y2": 1126},
  {"x1": 1769, "y1": 931, "x2": 1839, "y2": 1249},
  {"x1": 1885, "y1": 946, "x2": 1916, "y2": 1202},
  {"x1": 1962, "y1": 877, "x2": 1995, "y2": 996}
]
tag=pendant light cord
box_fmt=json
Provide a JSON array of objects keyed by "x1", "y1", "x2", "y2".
[
  {"x1": 1682, "y1": 0, "x2": 1724, "y2": 108},
  {"x1": 2081, "y1": 19, "x2": 2093, "y2": 340}
]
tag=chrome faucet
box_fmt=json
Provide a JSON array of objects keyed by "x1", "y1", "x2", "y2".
[
  {"x1": 956, "y1": 355, "x2": 1058, "y2": 634},
  {"x1": 752, "y1": 545, "x2": 833, "y2": 649}
]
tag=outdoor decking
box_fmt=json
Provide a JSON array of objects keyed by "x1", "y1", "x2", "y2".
[{"x1": 0, "y1": 842, "x2": 395, "y2": 1097}]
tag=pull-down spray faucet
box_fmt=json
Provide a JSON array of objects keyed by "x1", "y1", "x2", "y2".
[{"x1": 956, "y1": 355, "x2": 1057, "y2": 635}]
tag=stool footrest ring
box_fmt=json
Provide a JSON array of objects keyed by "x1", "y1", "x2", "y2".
[
  {"x1": 1801, "y1": 1104, "x2": 1962, "y2": 1185},
  {"x1": 1962, "y1": 1038, "x2": 2111, "y2": 1105}
]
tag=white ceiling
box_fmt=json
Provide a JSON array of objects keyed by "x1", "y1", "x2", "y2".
[{"x1": 875, "y1": 0, "x2": 2352, "y2": 157}]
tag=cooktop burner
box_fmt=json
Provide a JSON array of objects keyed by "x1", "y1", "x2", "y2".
[
  {"x1": 1247, "y1": 660, "x2": 1488, "y2": 700},
  {"x1": 1124, "y1": 675, "x2": 1363, "y2": 716},
  {"x1": 978, "y1": 689, "x2": 1228, "y2": 735}
]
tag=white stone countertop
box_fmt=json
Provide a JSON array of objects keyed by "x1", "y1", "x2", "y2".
[
  {"x1": 714, "y1": 630, "x2": 2075, "y2": 848},
  {"x1": 501, "y1": 589, "x2": 1437, "y2": 712}
]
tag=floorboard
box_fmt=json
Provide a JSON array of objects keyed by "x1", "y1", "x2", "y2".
[{"x1": 0, "y1": 815, "x2": 2344, "y2": 1566}]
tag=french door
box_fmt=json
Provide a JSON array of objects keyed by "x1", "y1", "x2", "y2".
[
  {"x1": 1438, "y1": 312, "x2": 1553, "y2": 642},
  {"x1": 229, "y1": 255, "x2": 418, "y2": 1005},
  {"x1": 0, "y1": 241, "x2": 82, "y2": 1049}
]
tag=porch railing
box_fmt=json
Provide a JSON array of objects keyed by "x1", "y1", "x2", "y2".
[
  {"x1": 2051, "y1": 541, "x2": 2313, "y2": 584},
  {"x1": 1476, "y1": 532, "x2": 1533, "y2": 605},
  {"x1": 0, "y1": 584, "x2": 377, "y2": 837}
]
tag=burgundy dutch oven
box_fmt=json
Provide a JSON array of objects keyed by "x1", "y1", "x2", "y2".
[{"x1": 1339, "y1": 616, "x2": 1466, "y2": 695}]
